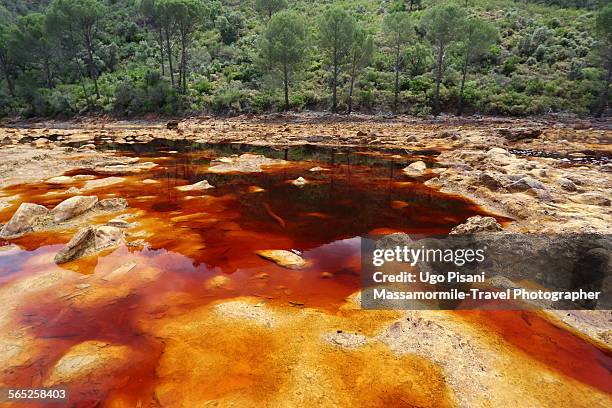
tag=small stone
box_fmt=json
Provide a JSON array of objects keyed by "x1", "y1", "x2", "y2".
[
  {"x1": 486, "y1": 147, "x2": 511, "y2": 157},
  {"x1": 556, "y1": 178, "x2": 577, "y2": 192},
  {"x1": 292, "y1": 177, "x2": 307, "y2": 186},
  {"x1": 402, "y1": 161, "x2": 427, "y2": 177},
  {"x1": 256, "y1": 249, "x2": 309, "y2": 269},
  {"x1": 106, "y1": 218, "x2": 130, "y2": 228},
  {"x1": 176, "y1": 180, "x2": 214, "y2": 191},
  {"x1": 95, "y1": 198, "x2": 128, "y2": 212},
  {"x1": 506, "y1": 176, "x2": 547, "y2": 193},
  {"x1": 497, "y1": 127, "x2": 542, "y2": 141},
  {"x1": 204, "y1": 275, "x2": 233, "y2": 290},
  {"x1": 478, "y1": 172, "x2": 506, "y2": 191}
]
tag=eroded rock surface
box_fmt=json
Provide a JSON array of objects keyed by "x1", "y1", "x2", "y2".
[
  {"x1": 0, "y1": 203, "x2": 49, "y2": 238},
  {"x1": 51, "y1": 196, "x2": 98, "y2": 222},
  {"x1": 450, "y1": 216, "x2": 502, "y2": 235}
]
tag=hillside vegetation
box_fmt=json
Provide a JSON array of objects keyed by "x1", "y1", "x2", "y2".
[{"x1": 0, "y1": 0, "x2": 610, "y2": 118}]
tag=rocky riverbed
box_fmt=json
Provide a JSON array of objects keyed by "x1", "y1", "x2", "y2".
[{"x1": 0, "y1": 114, "x2": 610, "y2": 407}]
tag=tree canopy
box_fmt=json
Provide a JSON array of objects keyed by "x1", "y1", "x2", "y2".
[{"x1": 0, "y1": 0, "x2": 609, "y2": 118}]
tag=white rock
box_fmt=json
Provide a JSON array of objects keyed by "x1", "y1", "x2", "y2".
[
  {"x1": 176, "y1": 180, "x2": 214, "y2": 191},
  {"x1": 292, "y1": 177, "x2": 307, "y2": 186},
  {"x1": 402, "y1": 160, "x2": 427, "y2": 176},
  {"x1": 0, "y1": 203, "x2": 49, "y2": 238},
  {"x1": 51, "y1": 196, "x2": 98, "y2": 222}
]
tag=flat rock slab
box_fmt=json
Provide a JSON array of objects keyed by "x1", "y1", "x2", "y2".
[
  {"x1": 208, "y1": 154, "x2": 286, "y2": 173},
  {"x1": 176, "y1": 180, "x2": 214, "y2": 191},
  {"x1": 82, "y1": 177, "x2": 126, "y2": 191},
  {"x1": 256, "y1": 250, "x2": 309, "y2": 269}
]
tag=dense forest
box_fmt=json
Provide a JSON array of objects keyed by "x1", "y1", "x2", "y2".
[{"x1": 0, "y1": 0, "x2": 610, "y2": 118}]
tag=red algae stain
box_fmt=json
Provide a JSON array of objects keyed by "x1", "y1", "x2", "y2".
[{"x1": 460, "y1": 310, "x2": 612, "y2": 394}]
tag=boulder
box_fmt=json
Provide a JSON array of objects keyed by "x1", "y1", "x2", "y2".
[
  {"x1": 256, "y1": 249, "x2": 308, "y2": 269},
  {"x1": 95, "y1": 198, "x2": 128, "y2": 212},
  {"x1": 176, "y1": 180, "x2": 214, "y2": 191},
  {"x1": 51, "y1": 196, "x2": 98, "y2": 222},
  {"x1": 54, "y1": 227, "x2": 95, "y2": 264},
  {"x1": 0, "y1": 203, "x2": 49, "y2": 238},
  {"x1": 356, "y1": 130, "x2": 368, "y2": 137},
  {"x1": 402, "y1": 160, "x2": 427, "y2": 177},
  {"x1": 497, "y1": 127, "x2": 542, "y2": 141},
  {"x1": 167, "y1": 121, "x2": 179, "y2": 130},
  {"x1": 54, "y1": 225, "x2": 125, "y2": 264},
  {"x1": 450, "y1": 216, "x2": 502, "y2": 235}
]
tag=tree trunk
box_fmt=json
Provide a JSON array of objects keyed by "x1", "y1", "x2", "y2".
[
  {"x1": 158, "y1": 27, "x2": 165, "y2": 76},
  {"x1": 165, "y1": 28, "x2": 175, "y2": 87},
  {"x1": 348, "y1": 62, "x2": 356, "y2": 115},
  {"x1": 433, "y1": 42, "x2": 445, "y2": 116},
  {"x1": 283, "y1": 61, "x2": 289, "y2": 111},
  {"x1": 84, "y1": 28, "x2": 100, "y2": 99},
  {"x1": 457, "y1": 56, "x2": 469, "y2": 116},
  {"x1": 332, "y1": 46, "x2": 338, "y2": 113},
  {"x1": 394, "y1": 43, "x2": 400, "y2": 114},
  {"x1": 596, "y1": 50, "x2": 612, "y2": 118},
  {"x1": 0, "y1": 52, "x2": 15, "y2": 97},
  {"x1": 74, "y1": 56, "x2": 91, "y2": 109},
  {"x1": 44, "y1": 56, "x2": 53, "y2": 89},
  {"x1": 181, "y1": 28, "x2": 187, "y2": 94}
]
